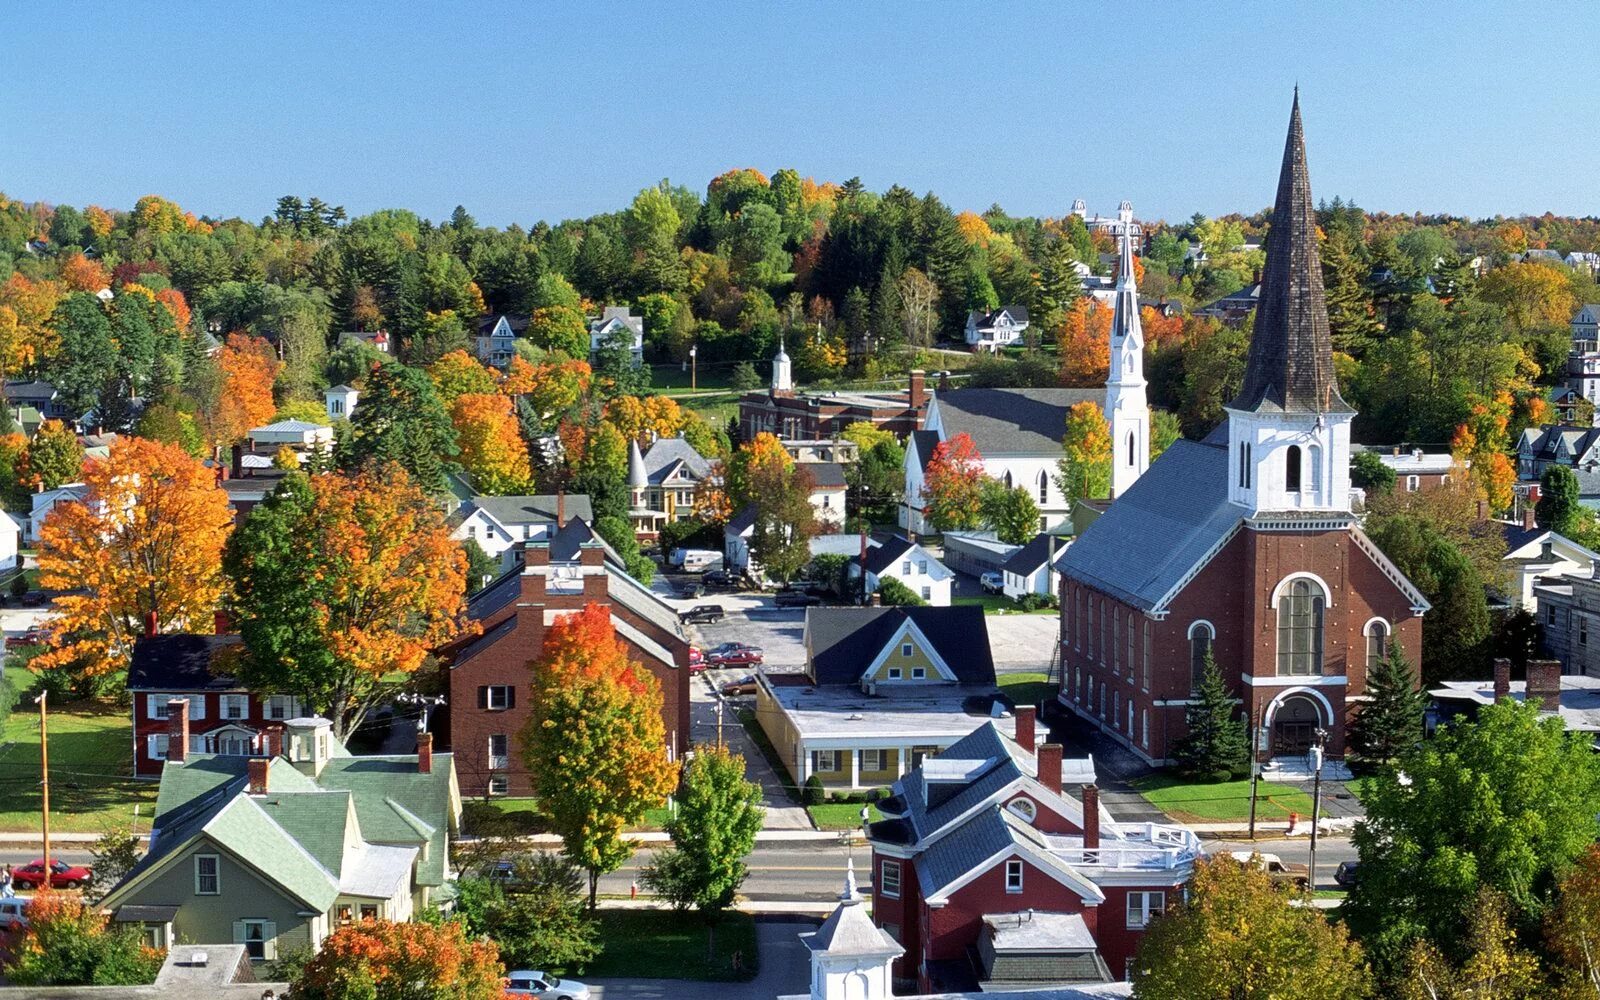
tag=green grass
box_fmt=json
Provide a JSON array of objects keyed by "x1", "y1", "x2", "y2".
[
  {"x1": 807, "y1": 802, "x2": 883, "y2": 830},
  {"x1": 584, "y1": 909, "x2": 758, "y2": 982},
  {"x1": 953, "y1": 594, "x2": 1056, "y2": 615},
  {"x1": 1131, "y1": 774, "x2": 1315, "y2": 824},
  {"x1": 0, "y1": 689, "x2": 157, "y2": 835},
  {"x1": 649, "y1": 363, "x2": 735, "y2": 393},
  {"x1": 1313, "y1": 889, "x2": 1349, "y2": 900},
  {"x1": 461, "y1": 798, "x2": 671, "y2": 836},
  {"x1": 998, "y1": 672, "x2": 1055, "y2": 709}
]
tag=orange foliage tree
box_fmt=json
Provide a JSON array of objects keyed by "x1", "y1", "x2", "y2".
[
  {"x1": 4, "y1": 889, "x2": 165, "y2": 987},
  {"x1": 725, "y1": 431, "x2": 793, "y2": 508},
  {"x1": 35, "y1": 437, "x2": 232, "y2": 678},
  {"x1": 1057, "y1": 300, "x2": 1113, "y2": 386},
  {"x1": 427, "y1": 349, "x2": 499, "y2": 404},
  {"x1": 1139, "y1": 305, "x2": 1186, "y2": 348},
  {"x1": 922, "y1": 432, "x2": 986, "y2": 531},
  {"x1": 1452, "y1": 391, "x2": 1516, "y2": 513},
  {"x1": 153, "y1": 287, "x2": 191, "y2": 330},
  {"x1": 604, "y1": 394, "x2": 691, "y2": 443},
  {"x1": 451, "y1": 392, "x2": 532, "y2": 495},
  {"x1": 225, "y1": 465, "x2": 475, "y2": 736},
  {"x1": 507, "y1": 356, "x2": 592, "y2": 426},
  {"x1": 58, "y1": 252, "x2": 110, "y2": 293},
  {"x1": 210, "y1": 333, "x2": 280, "y2": 444},
  {"x1": 290, "y1": 918, "x2": 505, "y2": 1000},
  {"x1": 0, "y1": 273, "x2": 63, "y2": 374}
]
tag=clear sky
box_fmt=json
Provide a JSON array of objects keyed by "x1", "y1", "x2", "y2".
[{"x1": 3, "y1": 2, "x2": 1594, "y2": 228}]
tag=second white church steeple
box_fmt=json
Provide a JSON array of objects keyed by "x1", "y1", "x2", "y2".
[{"x1": 1106, "y1": 201, "x2": 1149, "y2": 499}]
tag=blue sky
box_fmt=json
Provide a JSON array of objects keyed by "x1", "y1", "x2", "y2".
[{"x1": 3, "y1": 2, "x2": 1593, "y2": 228}]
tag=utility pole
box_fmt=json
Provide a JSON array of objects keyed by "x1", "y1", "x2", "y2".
[
  {"x1": 1247, "y1": 707, "x2": 1262, "y2": 840},
  {"x1": 36, "y1": 690, "x2": 50, "y2": 890},
  {"x1": 1308, "y1": 727, "x2": 1328, "y2": 897}
]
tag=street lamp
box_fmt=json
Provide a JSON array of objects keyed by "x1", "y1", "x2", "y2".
[
  {"x1": 689, "y1": 344, "x2": 698, "y2": 391},
  {"x1": 1308, "y1": 727, "x2": 1329, "y2": 896}
]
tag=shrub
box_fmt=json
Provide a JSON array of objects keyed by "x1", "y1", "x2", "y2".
[
  {"x1": 11, "y1": 573, "x2": 27, "y2": 598},
  {"x1": 875, "y1": 576, "x2": 925, "y2": 607},
  {"x1": 803, "y1": 775, "x2": 825, "y2": 806},
  {"x1": 4, "y1": 891, "x2": 163, "y2": 986}
]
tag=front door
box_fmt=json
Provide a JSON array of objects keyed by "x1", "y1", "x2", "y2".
[{"x1": 1272, "y1": 695, "x2": 1321, "y2": 756}]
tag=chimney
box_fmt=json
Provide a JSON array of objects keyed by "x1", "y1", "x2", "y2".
[
  {"x1": 1526, "y1": 659, "x2": 1562, "y2": 711},
  {"x1": 230, "y1": 444, "x2": 243, "y2": 480},
  {"x1": 908, "y1": 370, "x2": 926, "y2": 409},
  {"x1": 248, "y1": 757, "x2": 269, "y2": 795},
  {"x1": 1014, "y1": 705, "x2": 1037, "y2": 753},
  {"x1": 262, "y1": 725, "x2": 284, "y2": 758},
  {"x1": 556, "y1": 489, "x2": 567, "y2": 528},
  {"x1": 167, "y1": 699, "x2": 189, "y2": 764},
  {"x1": 1524, "y1": 506, "x2": 1536, "y2": 532},
  {"x1": 1081, "y1": 783, "x2": 1100, "y2": 851},
  {"x1": 1493, "y1": 658, "x2": 1511, "y2": 703},
  {"x1": 144, "y1": 611, "x2": 159, "y2": 638},
  {"x1": 937, "y1": 371, "x2": 951, "y2": 393},
  {"x1": 1392, "y1": 446, "x2": 1401, "y2": 456},
  {"x1": 417, "y1": 732, "x2": 434, "y2": 774},
  {"x1": 870, "y1": 590, "x2": 881, "y2": 607},
  {"x1": 213, "y1": 610, "x2": 230, "y2": 635},
  {"x1": 1476, "y1": 498, "x2": 1488, "y2": 523},
  {"x1": 1037, "y1": 743, "x2": 1062, "y2": 794}
]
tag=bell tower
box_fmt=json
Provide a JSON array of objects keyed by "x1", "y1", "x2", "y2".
[{"x1": 1106, "y1": 201, "x2": 1149, "y2": 499}]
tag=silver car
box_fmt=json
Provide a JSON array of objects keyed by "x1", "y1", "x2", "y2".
[{"x1": 507, "y1": 971, "x2": 592, "y2": 1000}]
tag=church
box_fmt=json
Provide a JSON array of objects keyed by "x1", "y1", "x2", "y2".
[{"x1": 1056, "y1": 92, "x2": 1428, "y2": 766}]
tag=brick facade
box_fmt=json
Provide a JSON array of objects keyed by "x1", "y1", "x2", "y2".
[{"x1": 129, "y1": 687, "x2": 299, "y2": 778}]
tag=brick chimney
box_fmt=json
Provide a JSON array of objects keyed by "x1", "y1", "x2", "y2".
[
  {"x1": 262, "y1": 725, "x2": 285, "y2": 758},
  {"x1": 1493, "y1": 658, "x2": 1511, "y2": 703},
  {"x1": 144, "y1": 611, "x2": 159, "y2": 638},
  {"x1": 1524, "y1": 506, "x2": 1536, "y2": 531},
  {"x1": 908, "y1": 370, "x2": 926, "y2": 410},
  {"x1": 230, "y1": 443, "x2": 244, "y2": 480},
  {"x1": 167, "y1": 699, "x2": 189, "y2": 763},
  {"x1": 869, "y1": 590, "x2": 881, "y2": 607},
  {"x1": 1081, "y1": 783, "x2": 1100, "y2": 851},
  {"x1": 417, "y1": 732, "x2": 434, "y2": 775},
  {"x1": 1526, "y1": 659, "x2": 1562, "y2": 711},
  {"x1": 1037, "y1": 743, "x2": 1062, "y2": 794},
  {"x1": 1014, "y1": 705, "x2": 1036, "y2": 753},
  {"x1": 248, "y1": 757, "x2": 269, "y2": 795},
  {"x1": 1476, "y1": 499, "x2": 1488, "y2": 523},
  {"x1": 937, "y1": 371, "x2": 951, "y2": 393},
  {"x1": 213, "y1": 610, "x2": 230, "y2": 635},
  {"x1": 556, "y1": 489, "x2": 567, "y2": 528}
]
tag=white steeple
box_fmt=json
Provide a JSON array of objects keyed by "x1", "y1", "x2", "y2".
[
  {"x1": 1106, "y1": 201, "x2": 1150, "y2": 500},
  {"x1": 801, "y1": 860, "x2": 903, "y2": 1000},
  {"x1": 772, "y1": 336, "x2": 793, "y2": 394}
]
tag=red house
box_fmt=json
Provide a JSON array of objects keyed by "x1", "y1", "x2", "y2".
[
  {"x1": 1055, "y1": 93, "x2": 1427, "y2": 766},
  {"x1": 866, "y1": 713, "x2": 1200, "y2": 990},
  {"x1": 434, "y1": 517, "x2": 693, "y2": 798}
]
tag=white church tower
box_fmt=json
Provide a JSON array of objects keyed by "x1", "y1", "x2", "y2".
[
  {"x1": 1106, "y1": 201, "x2": 1149, "y2": 499},
  {"x1": 772, "y1": 336, "x2": 793, "y2": 394},
  {"x1": 797, "y1": 861, "x2": 902, "y2": 1000}
]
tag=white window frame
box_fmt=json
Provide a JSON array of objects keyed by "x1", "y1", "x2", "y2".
[
  {"x1": 815, "y1": 749, "x2": 839, "y2": 772},
  {"x1": 887, "y1": 667, "x2": 902, "y2": 680},
  {"x1": 487, "y1": 775, "x2": 509, "y2": 796},
  {"x1": 901, "y1": 643, "x2": 913, "y2": 657},
  {"x1": 238, "y1": 918, "x2": 275, "y2": 961},
  {"x1": 880, "y1": 860, "x2": 901, "y2": 899},
  {"x1": 912, "y1": 667, "x2": 926, "y2": 680},
  {"x1": 195, "y1": 854, "x2": 220, "y2": 895},
  {"x1": 148, "y1": 733, "x2": 170, "y2": 760},
  {"x1": 220, "y1": 694, "x2": 248, "y2": 721},
  {"x1": 920, "y1": 586, "x2": 931, "y2": 600},
  {"x1": 265, "y1": 695, "x2": 298, "y2": 721},
  {"x1": 901, "y1": 560, "x2": 911, "y2": 575},
  {"x1": 1006, "y1": 796, "x2": 1037, "y2": 823},
  {"x1": 486, "y1": 685, "x2": 512, "y2": 711},
  {"x1": 862, "y1": 749, "x2": 884, "y2": 771},
  {"x1": 1407, "y1": 475, "x2": 1420, "y2": 492},
  {"x1": 1005, "y1": 859, "x2": 1024, "y2": 893},
  {"x1": 1127, "y1": 890, "x2": 1166, "y2": 928}
]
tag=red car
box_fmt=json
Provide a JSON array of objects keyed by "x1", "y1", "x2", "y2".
[
  {"x1": 5, "y1": 628, "x2": 50, "y2": 649},
  {"x1": 708, "y1": 647, "x2": 763, "y2": 667},
  {"x1": 12, "y1": 858, "x2": 93, "y2": 890}
]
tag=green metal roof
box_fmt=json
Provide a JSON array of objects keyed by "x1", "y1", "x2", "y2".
[
  {"x1": 205, "y1": 796, "x2": 340, "y2": 910},
  {"x1": 316, "y1": 753, "x2": 459, "y2": 887}
]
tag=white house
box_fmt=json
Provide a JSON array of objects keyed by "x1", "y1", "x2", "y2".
[
  {"x1": 28, "y1": 484, "x2": 89, "y2": 543},
  {"x1": 1001, "y1": 534, "x2": 1059, "y2": 600},
  {"x1": 963, "y1": 307, "x2": 1030, "y2": 352},
  {"x1": 901, "y1": 387, "x2": 1101, "y2": 535},
  {"x1": 801, "y1": 462, "x2": 848, "y2": 529},
  {"x1": 853, "y1": 538, "x2": 954, "y2": 606},
  {"x1": 1498, "y1": 515, "x2": 1600, "y2": 611},
  {"x1": 475, "y1": 314, "x2": 526, "y2": 368},
  {"x1": 0, "y1": 510, "x2": 21, "y2": 571},
  {"x1": 325, "y1": 384, "x2": 358, "y2": 421},
  {"x1": 588, "y1": 307, "x2": 644, "y2": 367},
  {"x1": 450, "y1": 494, "x2": 595, "y2": 572}
]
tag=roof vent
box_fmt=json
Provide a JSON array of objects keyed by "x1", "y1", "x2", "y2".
[
  {"x1": 848, "y1": 713, "x2": 864, "y2": 721},
  {"x1": 190, "y1": 951, "x2": 208, "y2": 966}
]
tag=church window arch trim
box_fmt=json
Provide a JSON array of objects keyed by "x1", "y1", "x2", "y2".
[{"x1": 1269, "y1": 572, "x2": 1336, "y2": 609}]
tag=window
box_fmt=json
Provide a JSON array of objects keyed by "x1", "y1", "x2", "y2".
[
  {"x1": 148, "y1": 694, "x2": 203, "y2": 721},
  {"x1": 149, "y1": 695, "x2": 171, "y2": 720},
  {"x1": 487, "y1": 775, "x2": 509, "y2": 796},
  {"x1": 1005, "y1": 860, "x2": 1024, "y2": 893},
  {"x1": 141, "y1": 924, "x2": 163, "y2": 949},
  {"x1": 887, "y1": 667, "x2": 902, "y2": 680},
  {"x1": 1141, "y1": 709, "x2": 1149, "y2": 748},
  {"x1": 1583, "y1": 618, "x2": 1590, "y2": 648},
  {"x1": 237, "y1": 919, "x2": 275, "y2": 961},
  {"x1": 488, "y1": 734, "x2": 509, "y2": 769},
  {"x1": 360, "y1": 904, "x2": 379, "y2": 921},
  {"x1": 265, "y1": 695, "x2": 298, "y2": 721},
  {"x1": 1127, "y1": 431, "x2": 1136, "y2": 467},
  {"x1": 1003, "y1": 470, "x2": 1013, "y2": 489},
  {"x1": 1037, "y1": 471, "x2": 1049, "y2": 504},
  {"x1": 1006, "y1": 797, "x2": 1037, "y2": 822},
  {"x1": 1277, "y1": 579, "x2": 1326, "y2": 676},
  {"x1": 195, "y1": 855, "x2": 220, "y2": 895},
  {"x1": 1549, "y1": 605, "x2": 1558, "y2": 625},
  {"x1": 1127, "y1": 891, "x2": 1167, "y2": 928},
  {"x1": 920, "y1": 586, "x2": 931, "y2": 600},
  {"x1": 862, "y1": 749, "x2": 885, "y2": 771},
  {"x1": 814, "y1": 750, "x2": 839, "y2": 772},
  {"x1": 1308, "y1": 444, "x2": 1323, "y2": 491},
  {"x1": 1239, "y1": 442, "x2": 1252, "y2": 488},
  {"x1": 1365, "y1": 620, "x2": 1389, "y2": 671},
  {"x1": 148, "y1": 733, "x2": 169, "y2": 760},
  {"x1": 336, "y1": 904, "x2": 353, "y2": 925},
  {"x1": 483, "y1": 685, "x2": 514, "y2": 711},
  {"x1": 880, "y1": 860, "x2": 901, "y2": 899},
  {"x1": 1407, "y1": 475, "x2": 1420, "y2": 493},
  {"x1": 1113, "y1": 608, "x2": 1121, "y2": 673},
  {"x1": 1286, "y1": 445, "x2": 1303, "y2": 492},
  {"x1": 221, "y1": 694, "x2": 248, "y2": 721},
  {"x1": 917, "y1": 560, "x2": 928, "y2": 574},
  {"x1": 912, "y1": 667, "x2": 926, "y2": 680},
  {"x1": 1142, "y1": 620, "x2": 1151, "y2": 692},
  {"x1": 1188, "y1": 622, "x2": 1214, "y2": 692},
  {"x1": 902, "y1": 560, "x2": 911, "y2": 575}
]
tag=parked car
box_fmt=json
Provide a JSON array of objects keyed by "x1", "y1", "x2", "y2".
[
  {"x1": 980, "y1": 571, "x2": 1004, "y2": 594},
  {"x1": 0, "y1": 899, "x2": 27, "y2": 933},
  {"x1": 18, "y1": 591, "x2": 46, "y2": 607},
  {"x1": 702, "y1": 569, "x2": 740, "y2": 590},
  {"x1": 675, "y1": 580, "x2": 704, "y2": 599},
  {"x1": 720, "y1": 674, "x2": 758, "y2": 696},
  {"x1": 6, "y1": 627, "x2": 50, "y2": 649},
  {"x1": 1226, "y1": 851, "x2": 1310, "y2": 890},
  {"x1": 688, "y1": 646, "x2": 705, "y2": 666},
  {"x1": 11, "y1": 858, "x2": 93, "y2": 890},
  {"x1": 678, "y1": 604, "x2": 725, "y2": 625},
  {"x1": 708, "y1": 646, "x2": 763, "y2": 666},
  {"x1": 1334, "y1": 861, "x2": 1359, "y2": 889},
  {"x1": 706, "y1": 641, "x2": 761, "y2": 656},
  {"x1": 506, "y1": 971, "x2": 592, "y2": 1000},
  {"x1": 774, "y1": 590, "x2": 822, "y2": 608}
]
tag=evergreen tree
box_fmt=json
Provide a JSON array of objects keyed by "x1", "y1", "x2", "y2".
[
  {"x1": 1348, "y1": 641, "x2": 1427, "y2": 767},
  {"x1": 1035, "y1": 234, "x2": 1083, "y2": 317},
  {"x1": 1172, "y1": 651, "x2": 1249, "y2": 781},
  {"x1": 1536, "y1": 464, "x2": 1583, "y2": 536},
  {"x1": 870, "y1": 258, "x2": 904, "y2": 353},
  {"x1": 340, "y1": 362, "x2": 459, "y2": 494},
  {"x1": 1322, "y1": 230, "x2": 1379, "y2": 357}
]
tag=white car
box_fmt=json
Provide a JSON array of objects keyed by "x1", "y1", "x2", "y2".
[
  {"x1": 0, "y1": 898, "x2": 27, "y2": 933},
  {"x1": 507, "y1": 971, "x2": 592, "y2": 1000},
  {"x1": 980, "y1": 571, "x2": 1004, "y2": 594}
]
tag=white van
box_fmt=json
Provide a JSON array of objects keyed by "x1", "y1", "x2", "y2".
[{"x1": 0, "y1": 898, "x2": 27, "y2": 932}]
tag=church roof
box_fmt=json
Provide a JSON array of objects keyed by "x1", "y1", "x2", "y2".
[
  {"x1": 1230, "y1": 91, "x2": 1353, "y2": 416},
  {"x1": 1109, "y1": 217, "x2": 1142, "y2": 349},
  {"x1": 933, "y1": 388, "x2": 1101, "y2": 455}
]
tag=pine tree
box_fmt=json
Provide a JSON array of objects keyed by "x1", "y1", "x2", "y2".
[
  {"x1": 1035, "y1": 235, "x2": 1082, "y2": 317},
  {"x1": 1348, "y1": 641, "x2": 1427, "y2": 767},
  {"x1": 1172, "y1": 652, "x2": 1249, "y2": 780},
  {"x1": 1321, "y1": 229, "x2": 1380, "y2": 357},
  {"x1": 1536, "y1": 464, "x2": 1583, "y2": 536}
]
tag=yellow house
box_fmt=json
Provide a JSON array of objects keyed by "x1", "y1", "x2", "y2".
[{"x1": 754, "y1": 606, "x2": 1015, "y2": 789}]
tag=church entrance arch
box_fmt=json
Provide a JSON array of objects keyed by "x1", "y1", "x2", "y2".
[{"x1": 1270, "y1": 693, "x2": 1324, "y2": 756}]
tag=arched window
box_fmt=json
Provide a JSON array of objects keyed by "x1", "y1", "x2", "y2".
[
  {"x1": 1276, "y1": 578, "x2": 1325, "y2": 676},
  {"x1": 1005, "y1": 796, "x2": 1037, "y2": 823},
  {"x1": 1127, "y1": 432, "x2": 1137, "y2": 467},
  {"x1": 1366, "y1": 619, "x2": 1389, "y2": 671},
  {"x1": 1188, "y1": 621, "x2": 1214, "y2": 692},
  {"x1": 1308, "y1": 444, "x2": 1323, "y2": 491},
  {"x1": 1037, "y1": 470, "x2": 1048, "y2": 504},
  {"x1": 1286, "y1": 445, "x2": 1303, "y2": 492}
]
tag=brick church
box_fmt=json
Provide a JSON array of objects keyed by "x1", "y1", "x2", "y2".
[{"x1": 1056, "y1": 91, "x2": 1428, "y2": 766}]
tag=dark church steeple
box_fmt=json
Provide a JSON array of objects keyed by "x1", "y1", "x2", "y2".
[{"x1": 1230, "y1": 88, "x2": 1352, "y2": 415}]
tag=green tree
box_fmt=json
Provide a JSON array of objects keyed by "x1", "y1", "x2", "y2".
[
  {"x1": 979, "y1": 478, "x2": 1041, "y2": 545},
  {"x1": 1034, "y1": 234, "x2": 1082, "y2": 316},
  {"x1": 1171, "y1": 651, "x2": 1249, "y2": 781},
  {"x1": 134, "y1": 402, "x2": 205, "y2": 458},
  {"x1": 43, "y1": 293, "x2": 117, "y2": 416},
  {"x1": 1365, "y1": 514, "x2": 1489, "y2": 683},
  {"x1": 24, "y1": 420, "x2": 86, "y2": 491},
  {"x1": 88, "y1": 826, "x2": 143, "y2": 899},
  {"x1": 478, "y1": 854, "x2": 600, "y2": 973},
  {"x1": 1322, "y1": 229, "x2": 1381, "y2": 356},
  {"x1": 728, "y1": 361, "x2": 761, "y2": 391},
  {"x1": 1149, "y1": 408, "x2": 1181, "y2": 462},
  {"x1": 1348, "y1": 641, "x2": 1427, "y2": 768},
  {"x1": 643, "y1": 745, "x2": 764, "y2": 954},
  {"x1": 341, "y1": 361, "x2": 458, "y2": 494},
  {"x1": 1351, "y1": 450, "x2": 1397, "y2": 493},
  {"x1": 461, "y1": 537, "x2": 498, "y2": 595},
  {"x1": 1345, "y1": 699, "x2": 1600, "y2": 974},
  {"x1": 1132, "y1": 853, "x2": 1372, "y2": 1000},
  {"x1": 749, "y1": 462, "x2": 817, "y2": 583},
  {"x1": 529, "y1": 306, "x2": 590, "y2": 357},
  {"x1": 1537, "y1": 464, "x2": 1584, "y2": 536},
  {"x1": 875, "y1": 576, "x2": 925, "y2": 607}
]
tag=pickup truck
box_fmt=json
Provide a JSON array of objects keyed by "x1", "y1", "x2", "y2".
[{"x1": 1227, "y1": 851, "x2": 1311, "y2": 890}]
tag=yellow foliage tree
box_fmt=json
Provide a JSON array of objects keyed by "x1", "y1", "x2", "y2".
[{"x1": 451, "y1": 393, "x2": 532, "y2": 495}]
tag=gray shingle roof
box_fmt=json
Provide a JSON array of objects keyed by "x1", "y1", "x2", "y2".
[
  {"x1": 1057, "y1": 437, "x2": 1242, "y2": 613},
  {"x1": 909, "y1": 431, "x2": 940, "y2": 474},
  {"x1": 1002, "y1": 534, "x2": 1054, "y2": 575},
  {"x1": 468, "y1": 494, "x2": 594, "y2": 529},
  {"x1": 642, "y1": 437, "x2": 713, "y2": 484},
  {"x1": 933, "y1": 388, "x2": 1100, "y2": 455},
  {"x1": 804, "y1": 606, "x2": 993, "y2": 686},
  {"x1": 127, "y1": 635, "x2": 245, "y2": 692},
  {"x1": 913, "y1": 805, "x2": 1020, "y2": 898},
  {"x1": 801, "y1": 461, "x2": 847, "y2": 489}
]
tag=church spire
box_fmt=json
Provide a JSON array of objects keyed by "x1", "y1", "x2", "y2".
[
  {"x1": 1106, "y1": 201, "x2": 1149, "y2": 499},
  {"x1": 1230, "y1": 90, "x2": 1352, "y2": 415}
]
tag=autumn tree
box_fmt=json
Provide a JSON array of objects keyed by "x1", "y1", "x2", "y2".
[
  {"x1": 225, "y1": 466, "x2": 473, "y2": 737},
  {"x1": 921, "y1": 433, "x2": 985, "y2": 532},
  {"x1": 1547, "y1": 846, "x2": 1600, "y2": 996},
  {"x1": 290, "y1": 919, "x2": 505, "y2": 1000},
  {"x1": 726, "y1": 431, "x2": 794, "y2": 509},
  {"x1": 427, "y1": 349, "x2": 499, "y2": 403},
  {"x1": 210, "y1": 333, "x2": 280, "y2": 445},
  {"x1": 1479, "y1": 261, "x2": 1578, "y2": 337},
  {"x1": 748, "y1": 460, "x2": 818, "y2": 583},
  {"x1": 3, "y1": 891, "x2": 164, "y2": 987},
  {"x1": 1056, "y1": 400, "x2": 1111, "y2": 505},
  {"x1": 341, "y1": 361, "x2": 459, "y2": 494},
  {"x1": 513, "y1": 356, "x2": 592, "y2": 432},
  {"x1": 1399, "y1": 890, "x2": 1544, "y2": 1000},
  {"x1": 1056, "y1": 300, "x2": 1112, "y2": 386},
  {"x1": 898, "y1": 267, "x2": 940, "y2": 348},
  {"x1": 451, "y1": 393, "x2": 532, "y2": 495},
  {"x1": 21, "y1": 419, "x2": 84, "y2": 491},
  {"x1": 35, "y1": 437, "x2": 231, "y2": 678},
  {"x1": 59, "y1": 252, "x2": 111, "y2": 293},
  {"x1": 529, "y1": 305, "x2": 590, "y2": 357},
  {"x1": 1132, "y1": 853, "x2": 1372, "y2": 1000},
  {"x1": 521, "y1": 603, "x2": 677, "y2": 908}
]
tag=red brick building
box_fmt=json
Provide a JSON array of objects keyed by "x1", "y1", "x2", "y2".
[
  {"x1": 434, "y1": 519, "x2": 693, "y2": 797},
  {"x1": 1055, "y1": 93, "x2": 1427, "y2": 766},
  {"x1": 866, "y1": 716, "x2": 1200, "y2": 990},
  {"x1": 739, "y1": 361, "x2": 929, "y2": 442}
]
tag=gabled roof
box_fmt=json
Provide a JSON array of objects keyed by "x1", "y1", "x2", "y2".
[
  {"x1": 477, "y1": 313, "x2": 529, "y2": 335},
  {"x1": 317, "y1": 753, "x2": 458, "y2": 887},
  {"x1": 804, "y1": 606, "x2": 993, "y2": 686},
  {"x1": 860, "y1": 539, "x2": 951, "y2": 581},
  {"x1": 933, "y1": 388, "x2": 1100, "y2": 455},
  {"x1": 127, "y1": 634, "x2": 245, "y2": 692},
  {"x1": 1002, "y1": 533, "x2": 1055, "y2": 575},
  {"x1": 909, "y1": 430, "x2": 940, "y2": 474},
  {"x1": 726, "y1": 502, "x2": 758, "y2": 535},
  {"x1": 967, "y1": 306, "x2": 1031, "y2": 327},
  {"x1": 801, "y1": 461, "x2": 847, "y2": 489},
  {"x1": 917, "y1": 806, "x2": 1104, "y2": 905},
  {"x1": 464, "y1": 494, "x2": 594, "y2": 530},
  {"x1": 642, "y1": 437, "x2": 712, "y2": 484}
]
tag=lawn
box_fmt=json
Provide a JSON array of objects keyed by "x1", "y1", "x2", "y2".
[
  {"x1": 953, "y1": 594, "x2": 1055, "y2": 615},
  {"x1": 1131, "y1": 774, "x2": 1315, "y2": 824},
  {"x1": 461, "y1": 797, "x2": 671, "y2": 836},
  {"x1": 997, "y1": 672, "x2": 1055, "y2": 709},
  {"x1": 0, "y1": 684, "x2": 157, "y2": 835},
  {"x1": 649, "y1": 363, "x2": 736, "y2": 393},
  {"x1": 807, "y1": 802, "x2": 883, "y2": 830},
  {"x1": 584, "y1": 909, "x2": 758, "y2": 982}
]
